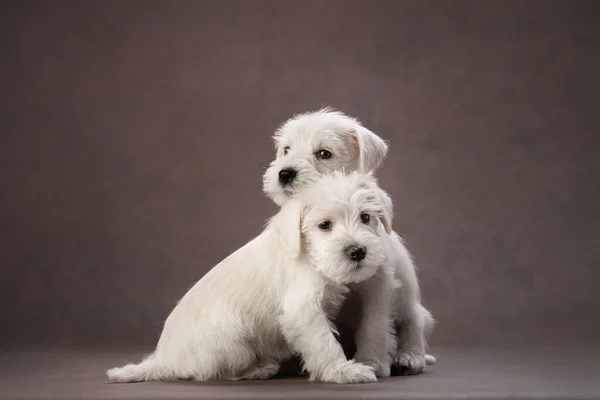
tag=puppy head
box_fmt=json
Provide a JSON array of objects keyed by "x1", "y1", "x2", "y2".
[
  {"x1": 263, "y1": 108, "x2": 389, "y2": 206},
  {"x1": 269, "y1": 171, "x2": 392, "y2": 285}
]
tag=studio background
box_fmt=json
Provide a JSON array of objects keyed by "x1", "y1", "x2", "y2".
[{"x1": 1, "y1": 0, "x2": 599, "y2": 352}]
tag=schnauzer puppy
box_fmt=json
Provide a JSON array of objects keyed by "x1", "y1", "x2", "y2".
[
  {"x1": 107, "y1": 172, "x2": 396, "y2": 384},
  {"x1": 263, "y1": 108, "x2": 436, "y2": 375}
]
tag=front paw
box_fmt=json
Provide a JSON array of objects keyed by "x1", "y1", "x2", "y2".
[
  {"x1": 393, "y1": 351, "x2": 426, "y2": 375},
  {"x1": 356, "y1": 358, "x2": 391, "y2": 378},
  {"x1": 316, "y1": 361, "x2": 377, "y2": 384}
]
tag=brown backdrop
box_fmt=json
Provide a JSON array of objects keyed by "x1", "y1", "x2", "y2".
[{"x1": 1, "y1": 0, "x2": 599, "y2": 350}]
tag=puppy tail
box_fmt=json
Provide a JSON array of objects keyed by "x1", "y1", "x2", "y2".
[{"x1": 106, "y1": 354, "x2": 159, "y2": 383}]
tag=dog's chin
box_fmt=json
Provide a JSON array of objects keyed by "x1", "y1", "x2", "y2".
[
  {"x1": 270, "y1": 191, "x2": 289, "y2": 206},
  {"x1": 274, "y1": 184, "x2": 299, "y2": 206},
  {"x1": 343, "y1": 262, "x2": 380, "y2": 284},
  {"x1": 282, "y1": 184, "x2": 298, "y2": 196},
  {"x1": 320, "y1": 259, "x2": 380, "y2": 285},
  {"x1": 263, "y1": 181, "x2": 292, "y2": 206}
]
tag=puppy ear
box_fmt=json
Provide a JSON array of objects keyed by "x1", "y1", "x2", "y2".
[
  {"x1": 361, "y1": 173, "x2": 394, "y2": 234},
  {"x1": 352, "y1": 126, "x2": 389, "y2": 173},
  {"x1": 377, "y1": 192, "x2": 393, "y2": 235},
  {"x1": 270, "y1": 198, "x2": 305, "y2": 259}
]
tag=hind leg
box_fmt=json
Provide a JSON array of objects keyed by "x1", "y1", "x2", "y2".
[{"x1": 190, "y1": 342, "x2": 258, "y2": 381}]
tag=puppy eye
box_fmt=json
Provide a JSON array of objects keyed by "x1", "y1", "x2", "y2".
[
  {"x1": 316, "y1": 149, "x2": 332, "y2": 159},
  {"x1": 283, "y1": 146, "x2": 290, "y2": 155},
  {"x1": 318, "y1": 220, "x2": 332, "y2": 231},
  {"x1": 360, "y1": 213, "x2": 371, "y2": 224}
]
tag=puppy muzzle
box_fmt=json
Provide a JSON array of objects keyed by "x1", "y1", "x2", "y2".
[{"x1": 345, "y1": 244, "x2": 367, "y2": 262}]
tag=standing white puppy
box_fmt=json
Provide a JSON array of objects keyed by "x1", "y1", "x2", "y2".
[
  {"x1": 107, "y1": 172, "x2": 396, "y2": 384},
  {"x1": 263, "y1": 108, "x2": 436, "y2": 375}
]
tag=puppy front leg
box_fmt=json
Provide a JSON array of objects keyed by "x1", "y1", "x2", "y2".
[
  {"x1": 353, "y1": 268, "x2": 396, "y2": 378},
  {"x1": 279, "y1": 290, "x2": 377, "y2": 384}
]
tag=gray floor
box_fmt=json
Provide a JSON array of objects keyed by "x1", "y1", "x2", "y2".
[{"x1": 1, "y1": 346, "x2": 599, "y2": 400}]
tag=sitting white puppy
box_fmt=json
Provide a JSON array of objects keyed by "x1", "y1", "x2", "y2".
[
  {"x1": 107, "y1": 172, "x2": 396, "y2": 384},
  {"x1": 263, "y1": 108, "x2": 436, "y2": 375}
]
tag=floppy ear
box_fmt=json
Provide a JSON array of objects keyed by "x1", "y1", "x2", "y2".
[
  {"x1": 376, "y1": 188, "x2": 393, "y2": 235},
  {"x1": 361, "y1": 173, "x2": 394, "y2": 234},
  {"x1": 352, "y1": 126, "x2": 389, "y2": 173},
  {"x1": 270, "y1": 198, "x2": 305, "y2": 259}
]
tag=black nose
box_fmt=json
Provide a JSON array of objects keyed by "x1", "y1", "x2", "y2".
[
  {"x1": 346, "y1": 245, "x2": 367, "y2": 262},
  {"x1": 278, "y1": 168, "x2": 297, "y2": 185}
]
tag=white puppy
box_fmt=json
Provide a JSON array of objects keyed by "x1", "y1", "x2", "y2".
[
  {"x1": 263, "y1": 108, "x2": 436, "y2": 375},
  {"x1": 107, "y1": 172, "x2": 396, "y2": 384}
]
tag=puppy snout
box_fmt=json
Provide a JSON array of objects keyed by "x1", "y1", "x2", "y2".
[
  {"x1": 278, "y1": 168, "x2": 297, "y2": 185},
  {"x1": 345, "y1": 245, "x2": 367, "y2": 262}
]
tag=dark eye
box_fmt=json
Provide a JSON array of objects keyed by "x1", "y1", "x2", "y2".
[
  {"x1": 360, "y1": 213, "x2": 371, "y2": 224},
  {"x1": 283, "y1": 146, "x2": 290, "y2": 155},
  {"x1": 318, "y1": 220, "x2": 332, "y2": 231},
  {"x1": 316, "y1": 149, "x2": 332, "y2": 159}
]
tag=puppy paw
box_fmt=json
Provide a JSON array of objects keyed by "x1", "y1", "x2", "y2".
[
  {"x1": 355, "y1": 359, "x2": 391, "y2": 378},
  {"x1": 393, "y1": 351, "x2": 426, "y2": 375},
  {"x1": 317, "y1": 361, "x2": 377, "y2": 384}
]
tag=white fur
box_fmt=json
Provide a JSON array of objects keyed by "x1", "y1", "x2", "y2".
[
  {"x1": 263, "y1": 108, "x2": 436, "y2": 375},
  {"x1": 107, "y1": 172, "x2": 396, "y2": 384}
]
